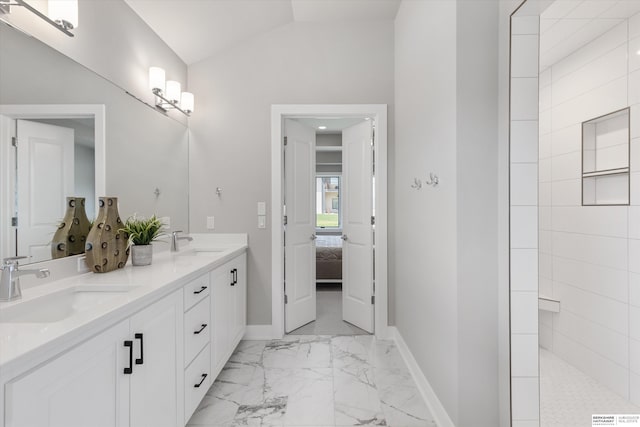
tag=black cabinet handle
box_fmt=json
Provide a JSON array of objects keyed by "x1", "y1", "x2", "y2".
[
  {"x1": 135, "y1": 333, "x2": 144, "y2": 365},
  {"x1": 233, "y1": 268, "x2": 238, "y2": 285},
  {"x1": 194, "y1": 373, "x2": 208, "y2": 388},
  {"x1": 230, "y1": 269, "x2": 235, "y2": 286},
  {"x1": 193, "y1": 324, "x2": 208, "y2": 335},
  {"x1": 193, "y1": 286, "x2": 207, "y2": 294},
  {"x1": 124, "y1": 340, "x2": 133, "y2": 374}
]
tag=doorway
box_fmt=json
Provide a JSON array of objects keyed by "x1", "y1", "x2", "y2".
[{"x1": 270, "y1": 104, "x2": 389, "y2": 340}]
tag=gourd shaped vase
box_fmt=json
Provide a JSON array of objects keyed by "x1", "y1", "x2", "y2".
[
  {"x1": 52, "y1": 197, "x2": 92, "y2": 259},
  {"x1": 85, "y1": 197, "x2": 129, "y2": 273}
]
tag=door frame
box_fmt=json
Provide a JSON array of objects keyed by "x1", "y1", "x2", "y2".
[
  {"x1": 271, "y1": 104, "x2": 389, "y2": 339},
  {"x1": 0, "y1": 104, "x2": 106, "y2": 261}
]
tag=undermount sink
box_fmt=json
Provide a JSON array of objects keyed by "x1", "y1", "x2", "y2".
[{"x1": 0, "y1": 285, "x2": 139, "y2": 324}]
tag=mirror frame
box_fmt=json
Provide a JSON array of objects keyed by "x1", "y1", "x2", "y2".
[{"x1": 0, "y1": 104, "x2": 106, "y2": 263}]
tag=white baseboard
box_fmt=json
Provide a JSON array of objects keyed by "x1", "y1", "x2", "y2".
[
  {"x1": 389, "y1": 326, "x2": 455, "y2": 427},
  {"x1": 243, "y1": 324, "x2": 275, "y2": 340}
]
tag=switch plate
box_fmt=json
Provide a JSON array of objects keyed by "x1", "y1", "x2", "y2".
[
  {"x1": 207, "y1": 216, "x2": 215, "y2": 229},
  {"x1": 258, "y1": 215, "x2": 266, "y2": 229},
  {"x1": 257, "y1": 202, "x2": 266, "y2": 215}
]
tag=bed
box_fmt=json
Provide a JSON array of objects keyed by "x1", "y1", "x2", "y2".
[{"x1": 316, "y1": 235, "x2": 342, "y2": 282}]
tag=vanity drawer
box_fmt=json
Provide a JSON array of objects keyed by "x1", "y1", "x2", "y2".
[
  {"x1": 184, "y1": 346, "x2": 211, "y2": 424},
  {"x1": 184, "y1": 297, "x2": 210, "y2": 365},
  {"x1": 184, "y1": 273, "x2": 210, "y2": 310}
]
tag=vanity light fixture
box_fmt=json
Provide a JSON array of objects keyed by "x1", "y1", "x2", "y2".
[
  {"x1": 148, "y1": 67, "x2": 194, "y2": 116},
  {"x1": 0, "y1": 0, "x2": 77, "y2": 37}
]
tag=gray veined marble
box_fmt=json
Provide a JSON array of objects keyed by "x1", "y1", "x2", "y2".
[{"x1": 187, "y1": 336, "x2": 437, "y2": 427}]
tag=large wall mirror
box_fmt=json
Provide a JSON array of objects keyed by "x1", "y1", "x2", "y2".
[{"x1": 0, "y1": 22, "x2": 189, "y2": 265}]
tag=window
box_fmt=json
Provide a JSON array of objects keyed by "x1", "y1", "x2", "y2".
[{"x1": 316, "y1": 176, "x2": 340, "y2": 228}]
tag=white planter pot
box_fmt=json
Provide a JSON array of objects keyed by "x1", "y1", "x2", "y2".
[{"x1": 131, "y1": 245, "x2": 153, "y2": 266}]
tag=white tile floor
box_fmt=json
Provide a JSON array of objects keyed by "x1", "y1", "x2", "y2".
[
  {"x1": 187, "y1": 336, "x2": 437, "y2": 427},
  {"x1": 540, "y1": 348, "x2": 640, "y2": 427},
  {"x1": 289, "y1": 290, "x2": 369, "y2": 336}
]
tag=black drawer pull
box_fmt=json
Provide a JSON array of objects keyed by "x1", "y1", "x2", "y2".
[
  {"x1": 194, "y1": 373, "x2": 208, "y2": 388},
  {"x1": 230, "y1": 269, "x2": 235, "y2": 286},
  {"x1": 124, "y1": 340, "x2": 133, "y2": 374},
  {"x1": 193, "y1": 286, "x2": 207, "y2": 294},
  {"x1": 193, "y1": 324, "x2": 208, "y2": 335},
  {"x1": 233, "y1": 268, "x2": 238, "y2": 285},
  {"x1": 135, "y1": 333, "x2": 144, "y2": 365}
]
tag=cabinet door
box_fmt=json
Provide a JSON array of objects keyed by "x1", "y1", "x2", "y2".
[
  {"x1": 211, "y1": 263, "x2": 232, "y2": 378},
  {"x1": 129, "y1": 290, "x2": 184, "y2": 427},
  {"x1": 5, "y1": 320, "x2": 130, "y2": 427},
  {"x1": 231, "y1": 253, "x2": 247, "y2": 347}
]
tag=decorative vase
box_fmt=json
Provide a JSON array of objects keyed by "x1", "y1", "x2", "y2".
[
  {"x1": 131, "y1": 245, "x2": 153, "y2": 266},
  {"x1": 85, "y1": 197, "x2": 129, "y2": 273},
  {"x1": 51, "y1": 197, "x2": 92, "y2": 259}
]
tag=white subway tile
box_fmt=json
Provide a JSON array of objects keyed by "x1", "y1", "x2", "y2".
[
  {"x1": 631, "y1": 173, "x2": 640, "y2": 205},
  {"x1": 632, "y1": 106, "x2": 640, "y2": 139},
  {"x1": 539, "y1": 230, "x2": 552, "y2": 254},
  {"x1": 554, "y1": 309, "x2": 629, "y2": 367},
  {"x1": 631, "y1": 12, "x2": 640, "y2": 39},
  {"x1": 540, "y1": 67, "x2": 552, "y2": 88},
  {"x1": 552, "y1": 22, "x2": 627, "y2": 81},
  {"x1": 539, "y1": 322, "x2": 553, "y2": 351},
  {"x1": 630, "y1": 69, "x2": 640, "y2": 105},
  {"x1": 631, "y1": 306, "x2": 640, "y2": 341},
  {"x1": 604, "y1": 3, "x2": 640, "y2": 20},
  {"x1": 539, "y1": 206, "x2": 551, "y2": 230},
  {"x1": 539, "y1": 251, "x2": 552, "y2": 280},
  {"x1": 539, "y1": 276, "x2": 553, "y2": 296},
  {"x1": 554, "y1": 282, "x2": 628, "y2": 334},
  {"x1": 551, "y1": 206, "x2": 627, "y2": 238},
  {"x1": 631, "y1": 138, "x2": 640, "y2": 172},
  {"x1": 632, "y1": 372, "x2": 640, "y2": 407},
  {"x1": 512, "y1": 249, "x2": 539, "y2": 291},
  {"x1": 511, "y1": 206, "x2": 538, "y2": 248},
  {"x1": 539, "y1": 158, "x2": 552, "y2": 182},
  {"x1": 539, "y1": 182, "x2": 552, "y2": 207},
  {"x1": 553, "y1": 332, "x2": 630, "y2": 399},
  {"x1": 631, "y1": 240, "x2": 640, "y2": 274},
  {"x1": 552, "y1": 232, "x2": 628, "y2": 270},
  {"x1": 551, "y1": 179, "x2": 582, "y2": 206},
  {"x1": 512, "y1": 35, "x2": 539, "y2": 78},
  {"x1": 551, "y1": 124, "x2": 581, "y2": 156},
  {"x1": 552, "y1": 151, "x2": 581, "y2": 181},
  {"x1": 539, "y1": 308, "x2": 553, "y2": 326},
  {"x1": 630, "y1": 37, "x2": 640, "y2": 73},
  {"x1": 511, "y1": 291, "x2": 539, "y2": 334},
  {"x1": 553, "y1": 256, "x2": 628, "y2": 303},
  {"x1": 512, "y1": 121, "x2": 539, "y2": 163},
  {"x1": 512, "y1": 78, "x2": 539, "y2": 121},
  {"x1": 512, "y1": 16, "x2": 539, "y2": 35},
  {"x1": 630, "y1": 207, "x2": 640, "y2": 239},
  {"x1": 511, "y1": 164, "x2": 538, "y2": 206},
  {"x1": 631, "y1": 273, "x2": 640, "y2": 308},
  {"x1": 511, "y1": 334, "x2": 539, "y2": 377},
  {"x1": 512, "y1": 377, "x2": 540, "y2": 420},
  {"x1": 539, "y1": 132, "x2": 552, "y2": 159},
  {"x1": 631, "y1": 338, "x2": 640, "y2": 375},
  {"x1": 540, "y1": 83, "x2": 552, "y2": 112},
  {"x1": 539, "y1": 107, "x2": 552, "y2": 136}
]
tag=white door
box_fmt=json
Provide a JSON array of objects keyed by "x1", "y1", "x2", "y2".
[
  {"x1": 284, "y1": 119, "x2": 316, "y2": 333},
  {"x1": 342, "y1": 120, "x2": 374, "y2": 333},
  {"x1": 17, "y1": 120, "x2": 74, "y2": 263}
]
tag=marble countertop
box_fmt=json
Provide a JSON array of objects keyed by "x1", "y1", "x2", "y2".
[{"x1": 0, "y1": 233, "x2": 247, "y2": 378}]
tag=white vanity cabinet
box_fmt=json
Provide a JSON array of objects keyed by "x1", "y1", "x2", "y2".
[
  {"x1": 4, "y1": 290, "x2": 184, "y2": 427},
  {"x1": 211, "y1": 253, "x2": 247, "y2": 379}
]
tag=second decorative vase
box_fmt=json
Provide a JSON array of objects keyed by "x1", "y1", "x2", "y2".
[
  {"x1": 85, "y1": 197, "x2": 129, "y2": 273},
  {"x1": 51, "y1": 197, "x2": 91, "y2": 259},
  {"x1": 131, "y1": 245, "x2": 153, "y2": 266}
]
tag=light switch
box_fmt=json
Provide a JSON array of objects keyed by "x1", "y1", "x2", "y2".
[
  {"x1": 207, "y1": 216, "x2": 215, "y2": 229},
  {"x1": 257, "y1": 202, "x2": 266, "y2": 215},
  {"x1": 258, "y1": 215, "x2": 266, "y2": 229}
]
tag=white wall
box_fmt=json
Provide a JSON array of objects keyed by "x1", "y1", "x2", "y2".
[
  {"x1": 538, "y1": 15, "x2": 640, "y2": 405},
  {"x1": 0, "y1": 0, "x2": 187, "y2": 120},
  {"x1": 394, "y1": 1, "x2": 501, "y2": 425},
  {"x1": 74, "y1": 144, "x2": 95, "y2": 220},
  {"x1": 188, "y1": 21, "x2": 394, "y2": 325}
]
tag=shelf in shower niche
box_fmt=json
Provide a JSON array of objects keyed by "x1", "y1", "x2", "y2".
[{"x1": 538, "y1": 297, "x2": 560, "y2": 313}]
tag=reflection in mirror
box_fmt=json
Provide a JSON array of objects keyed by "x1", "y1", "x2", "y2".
[{"x1": 0, "y1": 22, "x2": 189, "y2": 266}]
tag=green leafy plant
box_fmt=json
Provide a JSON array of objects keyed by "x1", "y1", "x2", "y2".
[{"x1": 120, "y1": 214, "x2": 165, "y2": 246}]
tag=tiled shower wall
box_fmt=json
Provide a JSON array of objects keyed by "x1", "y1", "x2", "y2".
[{"x1": 538, "y1": 14, "x2": 640, "y2": 406}]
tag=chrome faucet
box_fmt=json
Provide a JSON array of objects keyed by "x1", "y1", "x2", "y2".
[
  {"x1": 0, "y1": 257, "x2": 50, "y2": 302},
  {"x1": 170, "y1": 231, "x2": 193, "y2": 252}
]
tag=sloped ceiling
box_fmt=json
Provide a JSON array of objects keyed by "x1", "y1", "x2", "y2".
[{"x1": 124, "y1": 0, "x2": 401, "y2": 65}]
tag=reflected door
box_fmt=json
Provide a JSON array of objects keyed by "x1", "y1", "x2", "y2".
[{"x1": 17, "y1": 120, "x2": 74, "y2": 263}]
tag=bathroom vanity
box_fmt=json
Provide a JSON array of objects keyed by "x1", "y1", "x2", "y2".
[{"x1": 0, "y1": 234, "x2": 247, "y2": 427}]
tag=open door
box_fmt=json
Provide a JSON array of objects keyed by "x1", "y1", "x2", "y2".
[
  {"x1": 17, "y1": 120, "x2": 74, "y2": 263},
  {"x1": 342, "y1": 120, "x2": 374, "y2": 333},
  {"x1": 284, "y1": 119, "x2": 317, "y2": 333}
]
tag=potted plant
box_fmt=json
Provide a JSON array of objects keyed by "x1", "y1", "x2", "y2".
[{"x1": 121, "y1": 214, "x2": 165, "y2": 266}]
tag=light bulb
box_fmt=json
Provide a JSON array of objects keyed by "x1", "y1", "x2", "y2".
[
  {"x1": 180, "y1": 92, "x2": 194, "y2": 113},
  {"x1": 165, "y1": 80, "x2": 181, "y2": 104}
]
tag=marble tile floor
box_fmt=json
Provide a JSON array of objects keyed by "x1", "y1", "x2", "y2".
[
  {"x1": 289, "y1": 290, "x2": 369, "y2": 336},
  {"x1": 540, "y1": 348, "x2": 640, "y2": 427},
  {"x1": 187, "y1": 335, "x2": 437, "y2": 427}
]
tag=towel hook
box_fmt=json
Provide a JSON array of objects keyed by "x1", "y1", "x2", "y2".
[
  {"x1": 410, "y1": 178, "x2": 422, "y2": 190},
  {"x1": 425, "y1": 173, "x2": 439, "y2": 187}
]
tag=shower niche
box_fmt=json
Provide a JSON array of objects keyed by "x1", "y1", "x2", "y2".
[{"x1": 582, "y1": 108, "x2": 630, "y2": 206}]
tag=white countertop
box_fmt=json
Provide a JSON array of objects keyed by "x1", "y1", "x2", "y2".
[{"x1": 0, "y1": 234, "x2": 247, "y2": 378}]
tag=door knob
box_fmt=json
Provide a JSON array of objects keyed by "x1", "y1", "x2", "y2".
[{"x1": 341, "y1": 235, "x2": 348, "y2": 241}]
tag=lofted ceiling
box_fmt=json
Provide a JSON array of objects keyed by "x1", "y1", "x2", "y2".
[
  {"x1": 540, "y1": 0, "x2": 640, "y2": 70},
  {"x1": 124, "y1": 0, "x2": 401, "y2": 65}
]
